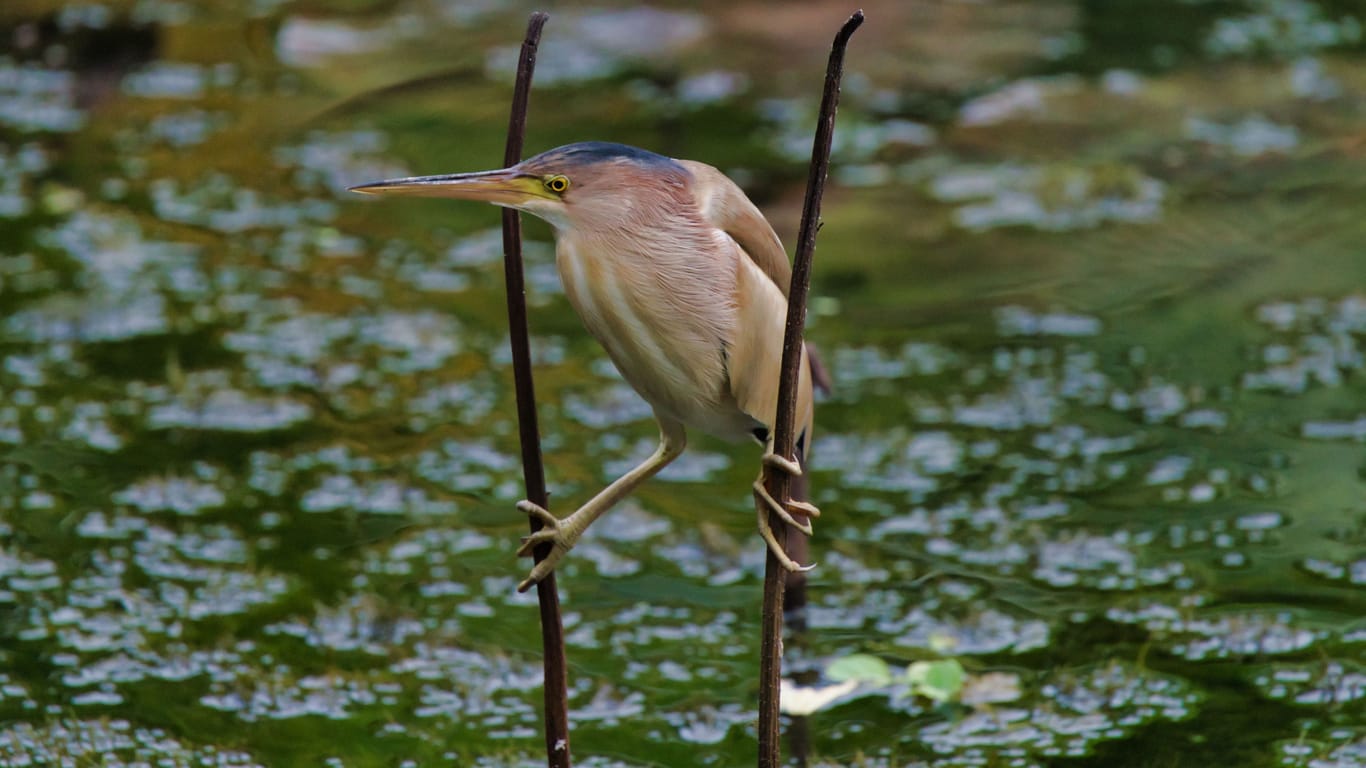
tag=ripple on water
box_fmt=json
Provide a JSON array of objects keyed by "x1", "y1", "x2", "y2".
[
  {"x1": 266, "y1": 594, "x2": 425, "y2": 655},
  {"x1": 562, "y1": 383, "x2": 654, "y2": 429},
  {"x1": 0, "y1": 719, "x2": 264, "y2": 767},
  {"x1": 113, "y1": 473, "x2": 227, "y2": 516},
  {"x1": 5, "y1": 292, "x2": 170, "y2": 344},
  {"x1": 0, "y1": 250, "x2": 61, "y2": 295},
  {"x1": 1107, "y1": 603, "x2": 1326, "y2": 660},
  {"x1": 413, "y1": 439, "x2": 518, "y2": 497},
  {"x1": 884, "y1": 605, "x2": 1050, "y2": 655},
  {"x1": 959, "y1": 76, "x2": 1081, "y2": 126},
  {"x1": 5, "y1": 210, "x2": 209, "y2": 343},
  {"x1": 996, "y1": 306, "x2": 1102, "y2": 338},
  {"x1": 60, "y1": 644, "x2": 250, "y2": 691},
  {"x1": 122, "y1": 61, "x2": 231, "y2": 100},
  {"x1": 223, "y1": 310, "x2": 354, "y2": 388},
  {"x1": 0, "y1": 672, "x2": 34, "y2": 710},
  {"x1": 820, "y1": 429, "x2": 963, "y2": 500},
  {"x1": 919, "y1": 662, "x2": 1198, "y2": 761},
  {"x1": 200, "y1": 670, "x2": 385, "y2": 723},
  {"x1": 0, "y1": 142, "x2": 49, "y2": 218},
  {"x1": 1302, "y1": 415, "x2": 1366, "y2": 442},
  {"x1": 1186, "y1": 114, "x2": 1300, "y2": 156},
  {"x1": 14, "y1": 518, "x2": 292, "y2": 656},
  {"x1": 667, "y1": 702, "x2": 750, "y2": 745},
  {"x1": 60, "y1": 401, "x2": 124, "y2": 452},
  {"x1": 1277, "y1": 733, "x2": 1366, "y2": 768},
  {"x1": 406, "y1": 374, "x2": 499, "y2": 432},
  {"x1": 829, "y1": 342, "x2": 959, "y2": 392},
  {"x1": 150, "y1": 174, "x2": 336, "y2": 233},
  {"x1": 1033, "y1": 530, "x2": 1185, "y2": 590},
  {"x1": 362, "y1": 527, "x2": 498, "y2": 585},
  {"x1": 1243, "y1": 295, "x2": 1364, "y2": 394},
  {"x1": 392, "y1": 645, "x2": 539, "y2": 723},
  {"x1": 278, "y1": 129, "x2": 408, "y2": 196},
  {"x1": 929, "y1": 162, "x2": 1164, "y2": 232},
  {"x1": 146, "y1": 387, "x2": 312, "y2": 433},
  {"x1": 1254, "y1": 661, "x2": 1366, "y2": 707},
  {"x1": 1299, "y1": 556, "x2": 1366, "y2": 586},
  {"x1": 275, "y1": 18, "x2": 394, "y2": 69},
  {"x1": 484, "y1": 8, "x2": 706, "y2": 85},
  {"x1": 1205, "y1": 0, "x2": 1363, "y2": 59},
  {"x1": 300, "y1": 474, "x2": 456, "y2": 517},
  {"x1": 0, "y1": 548, "x2": 61, "y2": 601},
  {"x1": 0, "y1": 60, "x2": 84, "y2": 132}
]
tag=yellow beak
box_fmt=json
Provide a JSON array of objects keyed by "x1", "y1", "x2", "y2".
[{"x1": 349, "y1": 168, "x2": 550, "y2": 206}]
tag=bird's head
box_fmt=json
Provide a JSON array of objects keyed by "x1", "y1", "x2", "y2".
[{"x1": 349, "y1": 141, "x2": 689, "y2": 231}]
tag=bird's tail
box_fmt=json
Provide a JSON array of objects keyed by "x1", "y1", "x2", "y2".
[
  {"x1": 787, "y1": 343, "x2": 823, "y2": 607},
  {"x1": 805, "y1": 342, "x2": 833, "y2": 395},
  {"x1": 784, "y1": 436, "x2": 813, "y2": 619}
]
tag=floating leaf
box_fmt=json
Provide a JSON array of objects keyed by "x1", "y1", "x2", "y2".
[
  {"x1": 907, "y1": 659, "x2": 966, "y2": 702},
  {"x1": 826, "y1": 653, "x2": 894, "y2": 686}
]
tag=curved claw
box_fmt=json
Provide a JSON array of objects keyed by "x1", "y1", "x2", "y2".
[
  {"x1": 752, "y1": 480, "x2": 816, "y2": 536},
  {"x1": 513, "y1": 499, "x2": 575, "y2": 592},
  {"x1": 754, "y1": 485, "x2": 817, "y2": 573},
  {"x1": 516, "y1": 529, "x2": 558, "y2": 558},
  {"x1": 518, "y1": 555, "x2": 564, "y2": 592},
  {"x1": 517, "y1": 499, "x2": 559, "y2": 528},
  {"x1": 762, "y1": 452, "x2": 803, "y2": 478},
  {"x1": 514, "y1": 500, "x2": 563, "y2": 558},
  {"x1": 757, "y1": 510, "x2": 816, "y2": 572},
  {"x1": 786, "y1": 499, "x2": 821, "y2": 520}
]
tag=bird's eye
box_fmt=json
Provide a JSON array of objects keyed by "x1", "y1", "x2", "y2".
[{"x1": 545, "y1": 175, "x2": 570, "y2": 193}]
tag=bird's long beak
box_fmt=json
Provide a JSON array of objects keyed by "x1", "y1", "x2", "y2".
[{"x1": 349, "y1": 168, "x2": 549, "y2": 206}]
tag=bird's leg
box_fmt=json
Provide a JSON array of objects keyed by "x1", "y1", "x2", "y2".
[
  {"x1": 516, "y1": 417, "x2": 686, "y2": 591},
  {"x1": 753, "y1": 444, "x2": 822, "y2": 531},
  {"x1": 753, "y1": 440, "x2": 820, "y2": 573}
]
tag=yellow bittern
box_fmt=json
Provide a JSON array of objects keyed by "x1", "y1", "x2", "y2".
[{"x1": 352, "y1": 142, "x2": 826, "y2": 590}]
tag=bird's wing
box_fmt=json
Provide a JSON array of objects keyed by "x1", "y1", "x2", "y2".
[
  {"x1": 724, "y1": 235, "x2": 815, "y2": 447},
  {"x1": 678, "y1": 160, "x2": 792, "y2": 297},
  {"x1": 679, "y1": 159, "x2": 834, "y2": 395}
]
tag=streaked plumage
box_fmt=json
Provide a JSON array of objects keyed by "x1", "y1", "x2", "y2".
[{"x1": 352, "y1": 142, "x2": 821, "y2": 590}]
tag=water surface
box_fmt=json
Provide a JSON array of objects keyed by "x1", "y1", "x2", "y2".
[{"x1": 0, "y1": 1, "x2": 1363, "y2": 766}]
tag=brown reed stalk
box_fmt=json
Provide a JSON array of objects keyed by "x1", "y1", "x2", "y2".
[
  {"x1": 498, "y1": 12, "x2": 571, "y2": 768},
  {"x1": 757, "y1": 10, "x2": 863, "y2": 768}
]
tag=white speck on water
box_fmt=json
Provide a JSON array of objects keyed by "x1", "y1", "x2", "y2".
[
  {"x1": 1186, "y1": 114, "x2": 1299, "y2": 156},
  {"x1": 114, "y1": 476, "x2": 227, "y2": 516}
]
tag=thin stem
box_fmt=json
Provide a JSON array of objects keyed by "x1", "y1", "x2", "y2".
[
  {"x1": 499, "y1": 12, "x2": 571, "y2": 768},
  {"x1": 757, "y1": 10, "x2": 863, "y2": 768}
]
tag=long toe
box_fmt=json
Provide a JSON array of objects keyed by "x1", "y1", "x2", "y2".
[
  {"x1": 787, "y1": 500, "x2": 821, "y2": 520},
  {"x1": 762, "y1": 530, "x2": 815, "y2": 572},
  {"x1": 756, "y1": 500, "x2": 816, "y2": 572},
  {"x1": 753, "y1": 481, "x2": 815, "y2": 536},
  {"x1": 518, "y1": 550, "x2": 564, "y2": 592},
  {"x1": 516, "y1": 529, "x2": 558, "y2": 558},
  {"x1": 762, "y1": 452, "x2": 803, "y2": 477},
  {"x1": 516, "y1": 499, "x2": 559, "y2": 528}
]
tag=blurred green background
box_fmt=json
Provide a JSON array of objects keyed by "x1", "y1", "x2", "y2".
[{"x1": 0, "y1": 1, "x2": 1363, "y2": 765}]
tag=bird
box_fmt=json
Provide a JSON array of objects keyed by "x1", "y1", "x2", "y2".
[{"x1": 351, "y1": 141, "x2": 827, "y2": 591}]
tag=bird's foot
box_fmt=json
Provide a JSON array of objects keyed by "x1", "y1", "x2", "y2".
[
  {"x1": 761, "y1": 451, "x2": 803, "y2": 478},
  {"x1": 752, "y1": 479, "x2": 820, "y2": 535},
  {"x1": 515, "y1": 500, "x2": 577, "y2": 592},
  {"x1": 754, "y1": 492, "x2": 817, "y2": 573},
  {"x1": 755, "y1": 448, "x2": 820, "y2": 571}
]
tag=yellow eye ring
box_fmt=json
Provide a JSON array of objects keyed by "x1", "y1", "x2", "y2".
[{"x1": 545, "y1": 175, "x2": 570, "y2": 193}]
